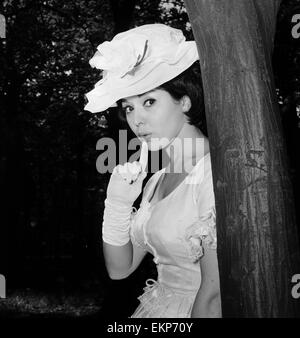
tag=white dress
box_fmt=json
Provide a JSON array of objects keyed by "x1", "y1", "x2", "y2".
[{"x1": 129, "y1": 152, "x2": 217, "y2": 318}]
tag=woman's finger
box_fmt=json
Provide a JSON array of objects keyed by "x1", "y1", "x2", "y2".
[
  {"x1": 139, "y1": 141, "x2": 148, "y2": 172},
  {"x1": 118, "y1": 163, "x2": 130, "y2": 181},
  {"x1": 112, "y1": 164, "x2": 121, "y2": 176}
]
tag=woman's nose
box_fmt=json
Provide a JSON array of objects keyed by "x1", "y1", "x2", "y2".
[
  {"x1": 133, "y1": 107, "x2": 146, "y2": 127},
  {"x1": 135, "y1": 121, "x2": 143, "y2": 128}
]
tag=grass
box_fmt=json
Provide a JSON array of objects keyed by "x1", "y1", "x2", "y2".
[
  {"x1": 0, "y1": 258, "x2": 105, "y2": 318},
  {"x1": 0, "y1": 287, "x2": 103, "y2": 318}
]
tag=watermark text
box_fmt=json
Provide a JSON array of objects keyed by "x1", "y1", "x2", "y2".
[
  {"x1": 292, "y1": 14, "x2": 300, "y2": 39},
  {"x1": 0, "y1": 274, "x2": 6, "y2": 299}
]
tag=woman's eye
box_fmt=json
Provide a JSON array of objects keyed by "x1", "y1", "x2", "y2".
[
  {"x1": 123, "y1": 106, "x2": 133, "y2": 114},
  {"x1": 144, "y1": 99, "x2": 155, "y2": 107}
]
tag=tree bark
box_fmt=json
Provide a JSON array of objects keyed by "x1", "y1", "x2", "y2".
[
  {"x1": 110, "y1": 0, "x2": 136, "y2": 34},
  {"x1": 184, "y1": 0, "x2": 300, "y2": 317}
]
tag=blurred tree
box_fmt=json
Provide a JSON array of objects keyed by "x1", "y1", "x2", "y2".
[
  {"x1": 0, "y1": 0, "x2": 115, "y2": 283},
  {"x1": 273, "y1": 0, "x2": 300, "y2": 227},
  {"x1": 110, "y1": 0, "x2": 136, "y2": 33}
]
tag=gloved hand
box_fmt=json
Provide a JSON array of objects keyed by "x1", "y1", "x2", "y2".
[{"x1": 106, "y1": 141, "x2": 148, "y2": 206}]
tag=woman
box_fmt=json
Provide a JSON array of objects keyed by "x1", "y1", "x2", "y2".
[{"x1": 85, "y1": 23, "x2": 221, "y2": 318}]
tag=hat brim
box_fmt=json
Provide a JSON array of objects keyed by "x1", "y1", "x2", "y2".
[{"x1": 84, "y1": 41, "x2": 199, "y2": 113}]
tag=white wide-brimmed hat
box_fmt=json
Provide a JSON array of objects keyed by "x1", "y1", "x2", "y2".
[{"x1": 84, "y1": 24, "x2": 199, "y2": 113}]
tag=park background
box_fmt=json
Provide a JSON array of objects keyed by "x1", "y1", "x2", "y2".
[{"x1": 0, "y1": 0, "x2": 299, "y2": 318}]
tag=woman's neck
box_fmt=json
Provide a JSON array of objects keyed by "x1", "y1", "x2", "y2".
[{"x1": 162, "y1": 122, "x2": 209, "y2": 174}]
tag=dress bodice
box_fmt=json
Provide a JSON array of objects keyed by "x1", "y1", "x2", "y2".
[{"x1": 129, "y1": 152, "x2": 217, "y2": 318}]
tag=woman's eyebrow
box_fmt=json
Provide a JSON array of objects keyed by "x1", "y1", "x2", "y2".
[{"x1": 122, "y1": 90, "x2": 157, "y2": 104}]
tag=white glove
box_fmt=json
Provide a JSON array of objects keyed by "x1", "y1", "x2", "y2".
[
  {"x1": 106, "y1": 141, "x2": 148, "y2": 206},
  {"x1": 102, "y1": 142, "x2": 148, "y2": 246}
]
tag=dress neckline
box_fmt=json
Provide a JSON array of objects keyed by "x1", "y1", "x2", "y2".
[{"x1": 146, "y1": 152, "x2": 210, "y2": 208}]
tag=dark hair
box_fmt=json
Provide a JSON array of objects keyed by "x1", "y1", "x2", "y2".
[{"x1": 117, "y1": 61, "x2": 207, "y2": 136}]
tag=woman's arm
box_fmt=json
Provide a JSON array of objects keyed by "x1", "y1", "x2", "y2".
[
  {"x1": 103, "y1": 240, "x2": 147, "y2": 280},
  {"x1": 191, "y1": 244, "x2": 222, "y2": 318},
  {"x1": 102, "y1": 156, "x2": 148, "y2": 280}
]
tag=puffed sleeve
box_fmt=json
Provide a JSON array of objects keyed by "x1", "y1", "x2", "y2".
[
  {"x1": 184, "y1": 161, "x2": 217, "y2": 263},
  {"x1": 184, "y1": 206, "x2": 217, "y2": 263}
]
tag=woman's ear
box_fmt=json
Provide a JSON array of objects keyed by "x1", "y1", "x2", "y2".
[{"x1": 180, "y1": 95, "x2": 191, "y2": 112}]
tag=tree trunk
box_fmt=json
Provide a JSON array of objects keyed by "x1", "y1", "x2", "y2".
[
  {"x1": 110, "y1": 0, "x2": 136, "y2": 34},
  {"x1": 184, "y1": 0, "x2": 300, "y2": 317}
]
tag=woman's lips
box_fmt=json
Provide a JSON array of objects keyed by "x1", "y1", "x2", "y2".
[
  {"x1": 143, "y1": 134, "x2": 151, "y2": 140},
  {"x1": 139, "y1": 133, "x2": 152, "y2": 140}
]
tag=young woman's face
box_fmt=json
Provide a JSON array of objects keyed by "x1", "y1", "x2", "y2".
[{"x1": 122, "y1": 89, "x2": 187, "y2": 151}]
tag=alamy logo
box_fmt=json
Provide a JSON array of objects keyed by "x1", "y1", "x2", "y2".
[
  {"x1": 96, "y1": 130, "x2": 206, "y2": 184},
  {"x1": 291, "y1": 274, "x2": 300, "y2": 299},
  {"x1": 0, "y1": 14, "x2": 5, "y2": 39},
  {"x1": 0, "y1": 274, "x2": 5, "y2": 298},
  {"x1": 292, "y1": 14, "x2": 300, "y2": 39}
]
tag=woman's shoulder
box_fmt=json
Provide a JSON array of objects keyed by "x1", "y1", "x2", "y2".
[
  {"x1": 187, "y1": 152, "x2": 212, "y2": 185},
  {"x1": 189, "y1": 153, "x2": 214, "y2": 208}
]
